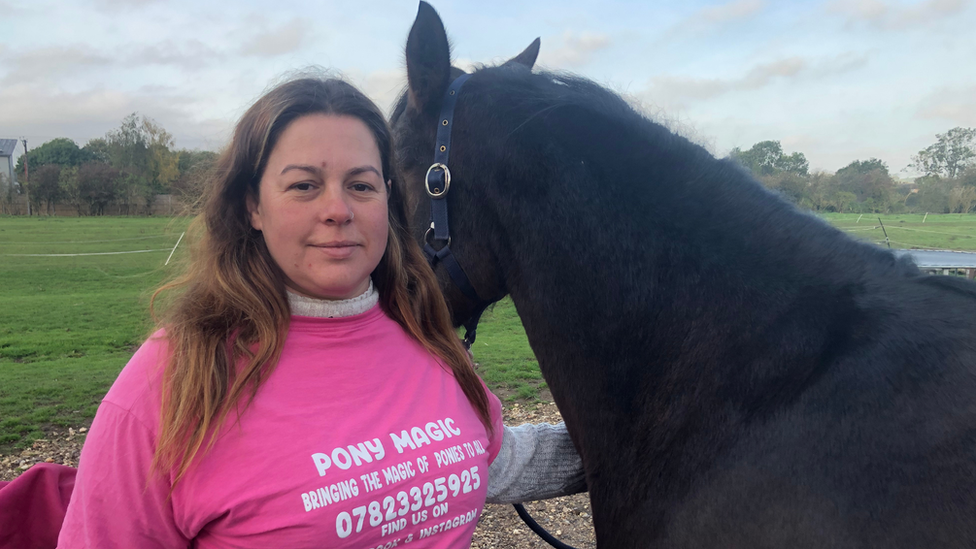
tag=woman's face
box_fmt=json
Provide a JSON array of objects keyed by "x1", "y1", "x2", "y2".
[{"x1": 248, "y1": 114, "x2": 390, "y2": 300}]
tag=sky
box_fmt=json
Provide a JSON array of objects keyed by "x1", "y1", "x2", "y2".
[{"x1": 1, "y1": 0, "x2": 974, "y2": 177}]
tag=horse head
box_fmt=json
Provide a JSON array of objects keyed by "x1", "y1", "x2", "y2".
[{"x1": 392, "y1": 1, "x2": 540, "y2": 327}]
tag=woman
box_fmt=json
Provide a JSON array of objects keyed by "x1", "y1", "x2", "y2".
[{"x1": 56, "y1": 77, "x2": 584, "y2": 548}]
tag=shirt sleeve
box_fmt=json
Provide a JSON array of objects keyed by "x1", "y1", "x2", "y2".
[
  {"x1": 485, "y1": 421, "x2": 587, "y2": 504},
  {"x1": 56, "y1": 400, "x2": 190, "y2": 549},
  {"x1": 484, "y1": 384, "x2": 505, "y2": 465}
]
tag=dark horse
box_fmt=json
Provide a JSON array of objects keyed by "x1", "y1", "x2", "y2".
[{"x1": 392, "y1": 4, "x2": 976, "y2": 548}]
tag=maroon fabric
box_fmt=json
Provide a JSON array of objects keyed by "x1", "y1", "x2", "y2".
[{"x1": 0, "y1": 463, "x2": 76, "y2": 549}]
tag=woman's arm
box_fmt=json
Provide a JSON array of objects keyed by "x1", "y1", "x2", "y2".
[
  {"x1": 485, "y1": 422, "x2": 587, "y2": 504},
  {"x1": 57, "y1": 400, "x2": 190, "y2": 548}
]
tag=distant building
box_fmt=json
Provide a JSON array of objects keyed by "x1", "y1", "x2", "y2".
[{"x1": 0, "y1": 138, "x2": 17, "y2": 190}]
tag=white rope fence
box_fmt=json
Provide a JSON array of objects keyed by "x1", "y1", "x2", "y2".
[
  {"x1": 883, "y1": 240, "x2": 947, "y2": 250},
  {"x1": 840, "y1": 225, "x2": 973, "y2": 239},
  {"x1": 0, "y1": 235, "x2": 177, "y2": 245},
  {"x1": 883, "y1": 226, "x2": 974, "y2": 238},
  {"x1": 837, "y1": 222, "x2": 974, "y2": 251},
  {"x1": 5, "y1": 249, "x2": 171, "y2": 257},
  {"x1": 1, "y1": 232, "x2": 186, "y2": 263}
]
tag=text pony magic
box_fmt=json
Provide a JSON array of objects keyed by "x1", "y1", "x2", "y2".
[{"x1": 310, "y1": 417, "x2": 479, "y2": 479}]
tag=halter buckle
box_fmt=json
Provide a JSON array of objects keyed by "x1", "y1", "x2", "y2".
[
  {"x1": 424, "y1": 223, "x2": 451, "y2": 247},
  {"x1": 425, "y1": 163, "x2": 451, "y2": 198}
]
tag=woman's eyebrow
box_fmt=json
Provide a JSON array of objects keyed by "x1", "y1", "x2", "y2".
[
  {"x1": 278, "y1": 165, "x2": 380, "y2": 178},
  {"x1": 280, "y1": 164, "x2": 321, "y2": 176},
  {"x1": 347, "y1": 165, "x2": 382, "y2": 178}
]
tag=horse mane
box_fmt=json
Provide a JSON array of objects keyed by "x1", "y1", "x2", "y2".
[{"x1": 453, "y1": 64, "x2": 919, "y2": 284}]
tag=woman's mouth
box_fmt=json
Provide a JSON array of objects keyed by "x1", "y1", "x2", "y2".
[{"x1": 312, "y1": 242, "x2": 360, "y2": 259}]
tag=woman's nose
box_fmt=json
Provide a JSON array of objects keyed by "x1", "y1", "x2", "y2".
[{"x1": 319, "y1": 186, "x2": 354, "y2": 225}]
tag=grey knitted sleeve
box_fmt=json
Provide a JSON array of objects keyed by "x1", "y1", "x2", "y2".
[{"x1": 485, "y1": 422, "x2": 587, "y2": 504}]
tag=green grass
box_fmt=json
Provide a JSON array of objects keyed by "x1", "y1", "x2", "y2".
[
  {"x1": 0, "y1": 216, "x2": 188, "y2": 453},
  {"x1": 469, "y1": 299, "x2": 547, "y2": 402},
  {"x1": 0, "y1": 354, "x2": 131, "y2": 445},
  {"x1": 818, "y1": 213, "x2": 976, "y2": 251},
  {"x1": 2, "y1": 214, "x2": 975, "y2": 454}
]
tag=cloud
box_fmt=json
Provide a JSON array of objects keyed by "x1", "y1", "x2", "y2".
[
  {"x1": 657, "y1": 0, "x2": 766, "y2": 41},
  {"x1": 641, "y1": 52, "x2": 868, "y2": 109},
  {"x1": 128, "y1": 40, "x2": 223, "y2": 70},
  {"x1": 0, "y1": 46, "x2": 113, "y2": 85},
  {"x1": 699, "y1": 0, "x2": 767, "y2": 23},
  {"x1": 348, "y1": 68, "x2": 407, "y2": 115},
  {"x1": 0, "y1": 84, "x2": 231, "y2": 152},
  {"x1": 916, "y1": 85, "x2": 976, "y2": 126},
  {"x1": 740, "y1": 57, "x2": 807, "y2": 86},
  {"x1": 537, "y1": 31, "x2": 610, "y2": 68},
  {"x1": 91, "y1": 0, "x2": 164, "y2": 9},
  {"x1": 827, "y1": 0, "x2": 971, "y2": 30},
  {"x1": 240, "y1": 17, "x2": 311, "y2": 57},
  {"x1": 809, "y1": 52, "x2": 871, "y2": 76},
  {"x1": 0, "y1": 0, "x2": 28, "y2": 14},
  {"x1": 0, "y1": 41, "x2": 225, "y2": 86},
  {"x1": 0, "y1": 85, "x2": 145, "y2": 127},
  {"x1": 644, "y1": 58, "x2": 804, "y2": 104}
]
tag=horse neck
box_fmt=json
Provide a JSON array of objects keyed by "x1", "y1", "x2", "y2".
[
  {"x1": 483, "y1": 131, "x2": 853, "y2": 319},
  {"x1": 467, "y1": 106, "x2": 888, "y2": 413}
]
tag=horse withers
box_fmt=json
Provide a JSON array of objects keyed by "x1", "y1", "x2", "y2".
[{"x1": 392, "y1": 3, "x2": 976, "y2": 548}]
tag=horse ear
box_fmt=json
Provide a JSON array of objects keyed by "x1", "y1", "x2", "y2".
[
  {"x1": 503, "y1": 38, "x2": 541, "y2": 69},
  {"x1": 405, "y1": 1, "x2": 452, "y2": 115}
]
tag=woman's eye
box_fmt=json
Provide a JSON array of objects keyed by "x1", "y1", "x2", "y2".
[
  {"x1": 292, "y1": 182, "x2": 314, "y2": 191},
  {"x1": 350, "y1": 183, "x2": 373, "y2": 192}
]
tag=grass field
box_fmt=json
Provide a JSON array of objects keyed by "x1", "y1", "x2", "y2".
[
  {"x1": 2, "y1": 213, "x2": 976, "y2": 453},
  {"x1": 819, "y1": 212, "x2": 976, "y2": 251},
  {"x1": 0, "y1": 217, "x2": 188, "y2": 452}
]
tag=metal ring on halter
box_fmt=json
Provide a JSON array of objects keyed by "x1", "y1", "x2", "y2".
[
  {"x1": 424, "y1": 226, "x2": 451, "y2": 247},
  {"x1": 425, "y1": 163, "x2": 451, "y2": 198}
]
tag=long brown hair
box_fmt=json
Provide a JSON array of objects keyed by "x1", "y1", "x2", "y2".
[{"x1": 151, "y1": 77, "x2": 491, "y2": 486}]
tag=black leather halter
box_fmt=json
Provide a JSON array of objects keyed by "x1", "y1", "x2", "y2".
[{"x1": 422, "y1": 73, "x2": 490, "y2": 348}]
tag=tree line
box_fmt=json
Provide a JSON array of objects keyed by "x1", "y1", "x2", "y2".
[
  {"x1": 729, "y1": 127, "x2": 976, "y2": 214},
  {"x1": 3, "y1": 120, "x2": 973, "y2": 217},
  {"x1": 0, "y1": 114, "x2": 217, "y2": 216}
]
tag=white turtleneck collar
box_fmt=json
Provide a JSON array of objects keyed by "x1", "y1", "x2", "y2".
[{"x1": 286, "y1": 279, "x2": 379, "y2": 318}]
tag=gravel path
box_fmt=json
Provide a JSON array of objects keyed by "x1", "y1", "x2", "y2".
[
  {"x1": 1, "y1": 403, "x2": 597, "y2": 548},
  {"x1": 472, "y1": 402, "x2": 596, "y2": 549},
  {"x1": 1, "y1": 427, "x2": 87, "y2": 481}
]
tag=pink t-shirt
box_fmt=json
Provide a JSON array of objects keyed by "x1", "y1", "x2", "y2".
[{"x1": 58, "y1": 305, "x2": 504, "y2": 548}]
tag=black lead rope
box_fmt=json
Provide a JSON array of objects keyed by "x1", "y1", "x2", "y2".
[
  {"x1": 513, "y1": 503, "x2": 579, "y2": 549},
  {"x1": 423, "y1": 73, "x2": 579, "y2": 549}
]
